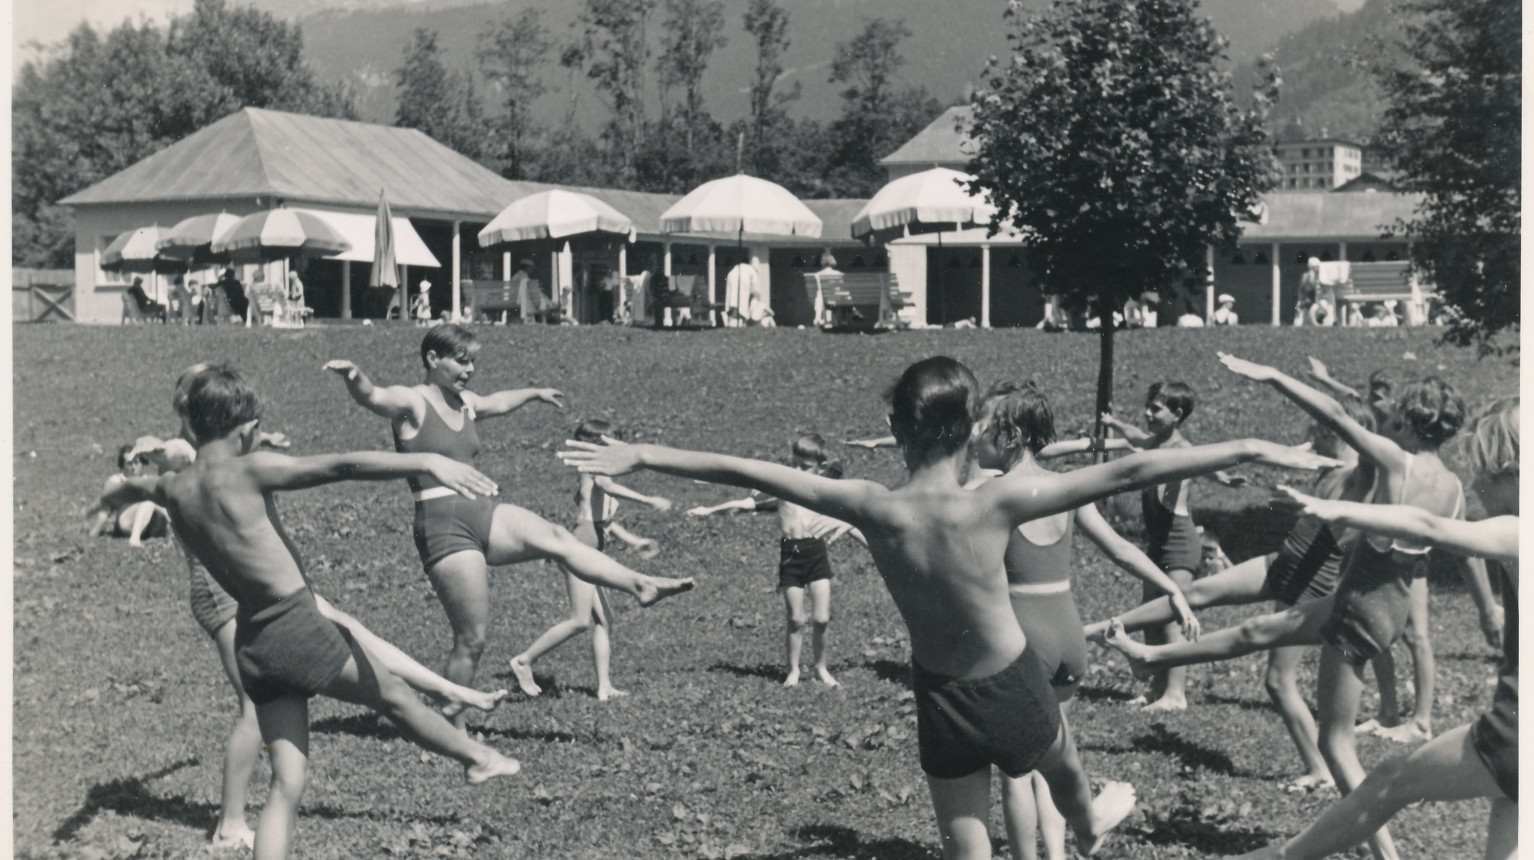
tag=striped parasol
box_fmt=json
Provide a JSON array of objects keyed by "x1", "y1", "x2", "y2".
[
  {"x1": 660, "y1": 174, "x2": 822, "y2": 237},
  {"x1": 156, "y1": 212, "x2": 241, "y2": 264},
  {"x1": 101, "y1": 225, "x2": 184, "y2": 273},
  {"x1": 478, "y1": 190, "x2": 634, "y2": 246},
  {"x1": 212, "y1": 209, "x2": 351, "y2": 263}
]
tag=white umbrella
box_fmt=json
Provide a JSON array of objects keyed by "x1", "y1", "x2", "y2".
[
  {"x1": 156, "y1": 213, "x2": 241, "y2": 264},
  {"x1": 850, "y1": 167, "x2": 996, "y2": 238},
  {"x1": 660, "y1": 174, "x2": 821, "y2": 237},
  {"x1": 478, "y1": 190, "x2": 635, "y2": 246},
  {"x1": 212, "y1": 209, "x2": 351, "y2": 263}
]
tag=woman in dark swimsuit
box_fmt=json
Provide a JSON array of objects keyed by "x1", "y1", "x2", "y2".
[{"x1": 326, "y1": 326, "x2": 692, "y2": 725}]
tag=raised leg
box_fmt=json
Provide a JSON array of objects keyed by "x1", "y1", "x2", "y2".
[
  {"x1": 1031, "y1": 721, "x2": 1136, "y2": 857},
  {"x1": 1087, "y1": 555, "x2": 1270, "y2": 639},
  {"x1": 484, "y1": 503, "x2": 692, "y2": 604},
  {"x1": 1104, "y1": 596, "x2": 1330, "y2": 675}
]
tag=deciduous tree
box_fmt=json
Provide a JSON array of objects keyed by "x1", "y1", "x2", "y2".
[
  {"x1": 1373, "y1": 0, "x2": 1519, "y2": 352},
  {"x1": 657, "y1": 0, "x2": 727, "y2": 157},
  {"x1": 968, "y1": 0, "x2": 1280, "y2": 436},
  {"x1": 477, "y1": 9, "x2": 553, "y2": 179},
  {"x1": 741, "y1": 0, "x2": 799, "y2": 176},
  {"x1": 564, "y1": 0, "x2": 657, "y2": 185},
  {"x1": 396, "y1": 29, "x2": 489, "y2": 162},
  {"x1": 825, "y1": 19, "x2": 943, "y2": 197}
]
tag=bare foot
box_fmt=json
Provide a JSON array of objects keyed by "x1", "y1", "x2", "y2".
[
  {"x1": 465, "y1": 750, "x2": 521, "y2": 784},
  {"x1": 1141, "y1": 695, "x2": 1187, "y2": 713},
  {"x1": 441, "y1": 686, "x2": 508, "y2": 719},
  {"x1": 636, "y1": 576, "x2": 695, "y2": 607},
  {"x1": 597, "y1": 686, "x2": 629, "y2": 702},
  {"x1": 1103, "y1": 620, "x2": 1154, "y2": 682},
  {"x1": 509, "y1": 656, "x2": 542, "y2": 697},
  {"x1": 783, "y1": 668, "x2": 801, "y2": 687},
  {"x1": 1282, "y1": 772, "x2": 1335, "y2": 794},
  {"x1": 1077, "y1": 780, "x2": 1136, "y2": 856},
  {"x1": 815, "y1": 667, "x2": 839, "y2": 687},
  {"x1": 1125, "y1": 695, "x2": 1149, "y2": 707},
  {"x1": 1354, "y1": 718, "x2": 1382, "y2": 735},
  {"x1": 208, "y1": 824, "x2": 254, "y2": 851},
  {"x1": 1374, "y1": 722, "x2": 1432, "y2": 744}
]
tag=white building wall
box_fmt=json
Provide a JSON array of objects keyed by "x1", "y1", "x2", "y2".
[{"x1": 888, "y1": 244, "x2": 927, "y2": 327}]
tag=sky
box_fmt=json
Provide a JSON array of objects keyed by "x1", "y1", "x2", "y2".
[{"x1": 13, "y1": 0, "x2": 198, "y2": 67}]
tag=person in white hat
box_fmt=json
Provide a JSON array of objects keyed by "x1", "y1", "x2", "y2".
[
  {"x1": 412, "y1": 279, "x2": 434, "y2": 327},
  {"x1": 1212, "y1": 293, "x2": 1239, "y2": 326}
]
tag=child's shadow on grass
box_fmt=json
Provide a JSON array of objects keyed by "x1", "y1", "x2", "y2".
[
  {"x1": 708, "y1": 661, "x2": 786, "y2": 682},
  {"x1": 1074, "y1": 684, "x2": 1137, "y2": 704},
  {"x1": 53, "y1": 759, "x2": 209, "y2": 842},
  {"x1": 856, "y1": 658, "x2": 910, "y2": 688},
  {"x1": 1137, "y1": 816, "x2": 1278, "y2": 857},
  {"x1": 1082, "y1": 724, "x2": 1249, "y2": 778},
  {"x1": 1202, "y1": 691, "x2": 1279, "y2": 713},
  {"x1": 740, "y1": 823, "x2": 936, "y2": 859}
]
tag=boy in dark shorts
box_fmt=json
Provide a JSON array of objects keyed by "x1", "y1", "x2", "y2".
[
  {"x1": 1100, "y1": 380, "x2": 1245, "y2": 711},
  {"x1": 562, "y1": 356, "x2": 1336, "y2": 858},
  {"x1": 689, "y1": 434, "x2": 858, "y2": 687},
  {"x1": 99, "y1": 365, "x2": 521, "y2": 859}
]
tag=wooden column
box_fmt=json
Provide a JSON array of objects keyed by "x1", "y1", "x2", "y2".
[
  {"x1": 340, "y1": 261, "x2": 351, "y2": 319},
  {"x1": 1270, "y1": 242, "x2": 1282, "y2": 327},
  {"x1": 450, "y1": 219, "x2": 462, "y2": 320},
  {"x1": 980, "y1": 245, "x2": 991, "y2": 328}
]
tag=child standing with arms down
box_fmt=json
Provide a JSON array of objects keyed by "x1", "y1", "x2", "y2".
[
  {"x1": 100, "y1": 365, "x2": 520, "y2": 860},
  {"x1": 562, "y1": 356, "x2": 1336, "y2": 859},
  {"x1": 509, "y1": 419, "x2": 673, "y2": 701},
  {"x1": 1099, "y1": 380, "x2": 1244, "y2": 711},
  {"x1": 688, "y1": 434, "x2": 858, "y2": 688}
]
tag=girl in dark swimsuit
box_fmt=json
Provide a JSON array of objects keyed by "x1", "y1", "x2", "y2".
[
  {"x1": 971, "y1": 382, "x2": 1199, "y2": 860},
  {"x1": 1238, "y1": 398, "x2": 1517, "y2": 860},
  {"x1": 326, "y1": 326, "x2": 692, "y2": 725}
]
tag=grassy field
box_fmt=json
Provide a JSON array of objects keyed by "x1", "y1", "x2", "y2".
[{"x1": 12, "y1": 323, "x2": 1516, "y2": 859}]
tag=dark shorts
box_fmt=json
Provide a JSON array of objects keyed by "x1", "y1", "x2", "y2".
[
  {"x1": 1264, "y1": 549, "x2": 1343, "y2": 607},
  {"x1": 412, "y1": 494, "x2": 497, "y2": 569},
  {"x1": 1010, "y1": 587, "x2": 1088, "y2": 697},
  {"x1": 778, "y1": 537, "x2": 833, "y2": 590},
  {"x1": 1471, "y1": 707, "x2": 1518, "y2": 801},
  {"x1": 234, "y1": 588, "x2": 355, "y2": 706},
  {"x1": 189, "y1": 560, "x2": 240, "y2": 635},
  {"x1": 1321, "y1": 585, "x2": 1411, "y2": 665},
  {"x1": 1151, "y1": 515, "x2": 1202, "y2": 575},
  {"x1": 912, "y1": 648, "x2": 1062, "y2": 780}
]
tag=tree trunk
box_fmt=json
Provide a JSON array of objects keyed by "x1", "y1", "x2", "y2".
[{"x1": 1093, "y1": 290, "x2": 1115, "y2": 464}]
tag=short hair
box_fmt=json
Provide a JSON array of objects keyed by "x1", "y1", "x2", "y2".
[
  {"x1": 574, "y1": 418, "x2": 616, "y2": 443},
  {"x1": 886, "y1": 357, "x2": 979, "y2": 463},
  {"x1": 1466, "y1": 398, "x2": 1518, "y2": 480},
  {"x1": 791, "y1": 433, "x2": 843, "y2": 477},
  {"x1": 117, "y1": 444, "x2": 138, "y2": 470},
  {"x1": 421, "y1": 324, "x2": 479, "y2": 367},
  {"x1": 185, "y1": 364, "x2": 261, "y2": 444},
  {"x1": 1309, "y1": 393, "x2": 1376, "y2": 457},
  {"x1": 978, "y1": 381, "x2": 1056, "y2": 466},
  {"x1": 172, "y1": 362, "x2": 214, "y2": 417},
  {"x1": 1393, "y1": 377, "x2": 1466, "y2": 448},
  {"x1": 1147, "y1": 380, "x2": 1195, "y2": 424}
]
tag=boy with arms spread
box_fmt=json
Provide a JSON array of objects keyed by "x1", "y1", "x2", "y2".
[
  {"x1": 100, "y1": 366, "x2": 520, "y2": 860},
  {"x1": 560, "y1": 356, "x2": 1336, "y2": 859}
]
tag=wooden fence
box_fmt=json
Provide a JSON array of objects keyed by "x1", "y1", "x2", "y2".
[{"x1": 12, "y1": 268, "x2": 75, "y2": 322}]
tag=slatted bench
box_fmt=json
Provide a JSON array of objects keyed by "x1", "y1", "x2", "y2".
[
  {"x1": 803, "y1": 271, "x2": 911, "y2": 331},
  {"x1": 1333, "y1": 262, "x2": 1435, "y2": 325},
  {"x1": 461, "y1": 278, "x2": 556, "y2": 322}
]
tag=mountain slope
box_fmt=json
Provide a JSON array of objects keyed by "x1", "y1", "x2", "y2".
[{"x1": 295, "y1": 0, "x2": 1346, "y2": 127}]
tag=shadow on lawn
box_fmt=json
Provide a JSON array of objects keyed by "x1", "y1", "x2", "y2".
[
  {"x1": 54, "y1": 759, "x2": 207, "y2": 842},
  {"x1": 709, "y1": 661, "x2": 786, "y2": 682},
  {"x1": 740, "y1": 823, "x2": 935, "y2": 860},
  {"x1": 1082, "y1": 724, "x2": 1248, "y2": 778},
  {"x1": 1137, "y1": 817, "x2": 1278, "y2": 856},
  {"x1": 1074, "y1": 684, "x2": 1138, "y2": 704},
  {"x1": 1202, "y1": 691, "x2": 1278, "y2": 713}
]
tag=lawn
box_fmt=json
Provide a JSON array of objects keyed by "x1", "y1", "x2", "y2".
[{"x1": 12, "y1": 323, "x2": 1516, "y2": 859}]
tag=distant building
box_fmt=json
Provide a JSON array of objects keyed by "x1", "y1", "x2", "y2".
[
  {"x1": 1334, "y1": 171, "x2": 1400, "y2": 193},
  {"x1": 1271, "y1": 138, "x2": 1364, "y2": 191}
]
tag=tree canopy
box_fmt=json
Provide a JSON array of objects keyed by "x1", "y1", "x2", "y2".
[{"x1": 1373, "y1": 0, "x2": 1519, "y2": 352}]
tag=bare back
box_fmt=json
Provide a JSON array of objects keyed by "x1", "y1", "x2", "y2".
[
  {"x1": 856, "y1": 484, "x2": 1027, "y2": 679},
  {"x1": 160, "y1": 458, "x2": 311, "y2": 610}
]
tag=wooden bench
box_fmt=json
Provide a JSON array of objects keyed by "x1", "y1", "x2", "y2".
[
  {"x1": 803, "y1": 271, "x2": 911, "y2": 331},
  {"x1": 1333, "y1": 262, "x2": 1435, "y2": 325},
  {"x1": 460, "y1": 278, "x2": 556, "y2": 323}
]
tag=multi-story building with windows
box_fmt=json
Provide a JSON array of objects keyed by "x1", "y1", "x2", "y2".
[{"x1": 1272, "y1": 139, "x2": 1365, "y2": 191}]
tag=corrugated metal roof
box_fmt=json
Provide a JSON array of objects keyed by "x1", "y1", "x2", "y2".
[
  {"x1": 61, "y1": 108, "x2": 520, "y2": 218},
  {"x1": 879, "y1": 105, "x2": 976, "y2": 166},
  {"x1": 1241, "y1": 192, "x2": 1423, "y2": 240}
]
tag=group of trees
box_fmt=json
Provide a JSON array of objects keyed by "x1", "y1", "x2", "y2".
[
  {"x1": 12, "y1": 0, "x2": 353, "y2": 268},
  {"x1": 392, "y1": 0, "x2": 944, "y2": 197}
]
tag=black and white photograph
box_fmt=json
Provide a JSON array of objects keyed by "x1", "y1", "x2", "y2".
[{"x1": 9, "y1": 0, "x2": 1521, "y2": 856}]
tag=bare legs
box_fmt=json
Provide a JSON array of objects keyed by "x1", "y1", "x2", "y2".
[
  {"x1": 782, "y1": 579, "x2": 836, "y2": 687},
  {"x1": 1315, "y1": 645, "x2": 1399, "y2": 860},
  {"x1": 1263, "y1": 632, "x2": 1333, "y2": 790},
  {"x1": 1375, "y1": 577, "x2": 1433, "y2": 742},
  {"x1": 1140, "y1": 568, "x2": 1195, "y2": 711},
  {"x1": 1002, "y1": 699, "x2": 1074, "y2": 860},
  {"x1": 1231, "y1": 725, "x2": 1507, "y2": 860},
  {"x1": 510, "y1": 573, "x2": 625, "y2": 700},
  {"x1": 210, "y1": 620, "x2": 260, "y2": 850},
  {"x1": 1104, "y1": 596, "x2": 1332, "y2": 677},
  {"x1": 1086, "y1": 555, "x2": 1271, "y2": 639},
  {"x1": 424, "y1": 553, "x2": 492, "y2": 728}
]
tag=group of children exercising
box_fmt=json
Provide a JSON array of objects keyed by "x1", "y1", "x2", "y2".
[{"x1": 92, "y1": 323, "x2": 1516, "y2": 860}]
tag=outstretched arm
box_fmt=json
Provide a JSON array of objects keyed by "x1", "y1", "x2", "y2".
[
  {"x1": 986, "y1": 439, "x2": 1339, "y2": 526},
  {"x1": 464, "y1": 387, "x2": 564, "y2": 417},
  {"x1": 1219, "y1": 353, "x2": 1406, "y2": 472},
  {"x1": 1036, "y1": 437, "x2": 1133, "y2": 459},
  {"x1": 1101, "y1": 412, "x2": 1154, "y2": 445},
  {"x1": 1075, "y1": 502, "x2": 1200, "y2": 639},
  {"x1": 687, "y1": 497, "x2": 761, "y2": 517},
  {"x1": 1445, "y1": 552, "x2": 1504, "y2": 649},
  {"x1": 243, "y1": 450, "x2": 499, "y2": 499},
  {"x1": 561, "y1": 438, "x2": 881, "y2": 527},
  {"x1": 1278, "y1": 488, "x2": 1518, "y2": 564},
  {"x1": 593, "y1": 476, "x2": 672, "y2": 511},
  {"x1": 324, "y1": 360, "x2": 422, "y2": 420},
  {"x1": 1306, "y1": 356, "x2": 1361, "y2": 399},
  {"x1": 88, "y1": 475, "x2": 167, "y2": 522},
  {"x1": 845, "y1": 436, "x2": 897, "y2": 449}
]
